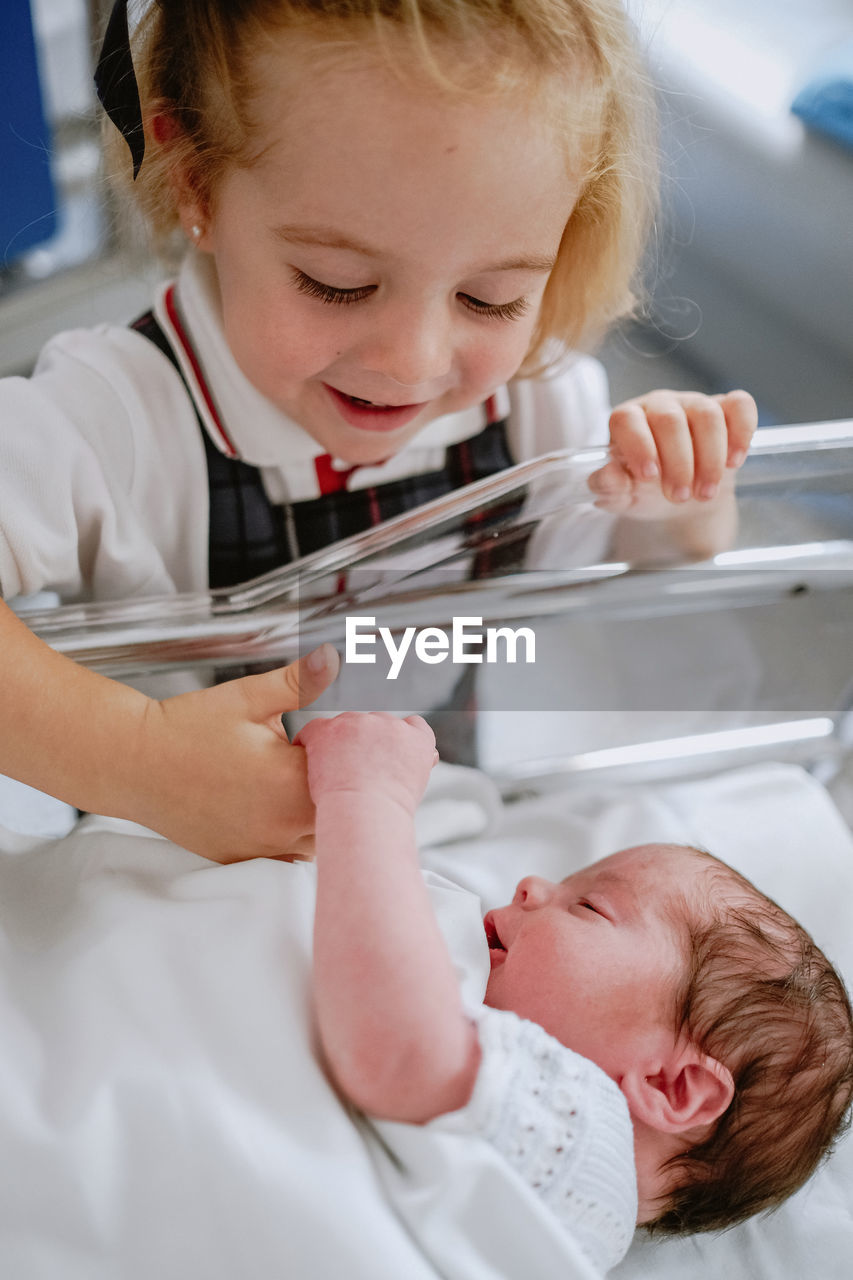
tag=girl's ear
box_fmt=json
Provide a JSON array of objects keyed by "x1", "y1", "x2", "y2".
[
  {"x1": 621, "y1": 1045, "x2": 734, "y2": 1136},
  {"x1": 148, "y1": 108, "x2": 212, "y2": 248}
]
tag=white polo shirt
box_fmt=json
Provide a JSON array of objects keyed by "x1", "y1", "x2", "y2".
[{"x1": 0, "y1": 252, "x2": 611, "y2": 603}]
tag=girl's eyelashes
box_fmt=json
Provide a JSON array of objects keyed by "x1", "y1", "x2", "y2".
[
  {"x1": 459, "y1": 293, "x2": 531, "y2": 323},
  {"x1": 291, "y1": 268, "x2": 530, "y2": 323},
  {"x1": 291, "y1": 268, "x2": 375, "y2": 306}
]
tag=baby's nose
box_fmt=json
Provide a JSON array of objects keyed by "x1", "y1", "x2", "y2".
[{"x1": 514, "y1": 876, "x2": 554, "y2": 910}]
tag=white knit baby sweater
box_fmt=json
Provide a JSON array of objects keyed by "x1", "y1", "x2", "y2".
[{"x1": 434, "y1": 1005, "x2": 638, "y2": 1274}]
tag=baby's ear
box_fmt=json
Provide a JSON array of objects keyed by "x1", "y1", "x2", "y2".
[{"x1": 621, "y1": 1044, "x2": 734, "y2": 1136}]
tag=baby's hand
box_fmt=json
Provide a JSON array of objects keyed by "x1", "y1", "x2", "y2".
[
  {"x1": 589, "y1": 388, "x2": 757, "y2": 517},
  {"x1": 295, "y1": 712, "x2": 438, "y2": 815}
]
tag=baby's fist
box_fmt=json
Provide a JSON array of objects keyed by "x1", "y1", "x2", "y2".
[{"x1": 295, "y1": 712, "x2": 437, "y2": 814}]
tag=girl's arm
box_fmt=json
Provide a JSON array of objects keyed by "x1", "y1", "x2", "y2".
[
  {"x1": 297, "y1": 713, "x2": 481, "y2": 1123},
  {"x1": 0, "y1": 599, "x2": 338, "y2": 861}
]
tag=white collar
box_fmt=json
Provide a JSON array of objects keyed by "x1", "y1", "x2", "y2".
[{"x1": 153, "y1": 252, "x2": 510, "y2": 500}]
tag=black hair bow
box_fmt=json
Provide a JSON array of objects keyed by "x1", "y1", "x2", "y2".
[{"x1": 94, "y1": 0, "x2": 145, "y2": 178}]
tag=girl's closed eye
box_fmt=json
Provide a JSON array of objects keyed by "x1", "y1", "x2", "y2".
[
  {"x1": 458, "y1": 293, "x2": 531, "y2": 323},
  {"x1": 291, "y1": 267, "x2": 530, "y2": 323},
  {"x1": 291, "y1": 268, "x2": 375, "y2": 306}
]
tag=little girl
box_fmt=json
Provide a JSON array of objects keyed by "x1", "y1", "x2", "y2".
[{"x1": 0, "y1": 0, "x2": 757, "y2": 861}]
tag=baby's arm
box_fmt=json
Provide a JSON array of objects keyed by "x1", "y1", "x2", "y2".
[
  {"x1": 297, "y1": 713, "x2": 480, "y2": 1123},
  {"x1": 0, "y1": 599, "x2": 337, "y2": 861}
]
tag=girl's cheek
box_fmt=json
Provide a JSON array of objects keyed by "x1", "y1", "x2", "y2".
[
  {"x1": 270, "y1": 310, "x2": 346, "y2": 377},
  {"x1": 476, "y1": 328, "x2": 534, "y2": 387},
  {"x1": 495, "y1": 305, "x2": 542, "y2": 368}
]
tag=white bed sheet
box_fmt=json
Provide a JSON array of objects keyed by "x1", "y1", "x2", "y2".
[{"x1": 0, "y1": 758, "x2": 850, "y2": 1278}]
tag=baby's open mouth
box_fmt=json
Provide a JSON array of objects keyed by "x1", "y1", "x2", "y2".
[
  {"x1": 484, "y1": 913, "x2": 507, "y2": 969},
  {"x1": 484, "y1": 912, "x2": 506, "y2": 952}
]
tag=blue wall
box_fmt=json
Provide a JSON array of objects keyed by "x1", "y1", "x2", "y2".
[{"x1": 1, "y1": 1, "x2": 57, "y2": 265}]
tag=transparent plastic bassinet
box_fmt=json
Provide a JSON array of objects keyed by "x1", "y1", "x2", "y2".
[{"x1": 18, "y1": 418, "x2": 853, "y2": 793}]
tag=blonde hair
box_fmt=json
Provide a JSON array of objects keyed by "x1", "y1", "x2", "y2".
[{"x1": 105, "y1": 0, "x2": 658, "y2": 368}]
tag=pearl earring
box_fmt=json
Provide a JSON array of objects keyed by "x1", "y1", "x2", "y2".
[{"x1": 190, "y1": 224, "x2": 202, "y2": 242}]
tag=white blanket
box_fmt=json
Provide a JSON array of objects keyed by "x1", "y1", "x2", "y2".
[
  {"x1": 0, "y1": 759, "x2": 850, "y2": 1278},
  {"x1": 0, "y1": 812, "x2": 598, "y2": 1279}
]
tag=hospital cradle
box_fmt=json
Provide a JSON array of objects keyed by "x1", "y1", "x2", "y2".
[
  {"x1": 20, "y1": 418, "x2": 853, "y2": 798},
  {"x1": 5, "y1": 418, "x2": 853, "y2": 1280}
]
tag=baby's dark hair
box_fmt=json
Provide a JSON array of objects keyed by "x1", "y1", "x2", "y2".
[{"x1": 649, "y1": 848, "x2": 853, "y2": 1236}]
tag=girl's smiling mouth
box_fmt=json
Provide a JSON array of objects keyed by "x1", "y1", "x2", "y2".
[{"x1": 324, "y1": 384, "x2": 428, "y2": 433}]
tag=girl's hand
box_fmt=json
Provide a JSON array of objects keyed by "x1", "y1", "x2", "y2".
[
  {"x1": 131, "y1": 645, "x2": 341, "y2": 863},
  {"x1": 0, "y1": 600, "x2": 340, "y2": 865},
  {"x1": 589, "y1": 388, "x2": 758, "y2": 517},
  {"x1": 296, "y1": 712, "x2": 437, "y2": 816}
]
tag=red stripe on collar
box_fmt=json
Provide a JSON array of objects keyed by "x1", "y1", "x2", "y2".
[
  {"x1": 163, "y1": 284, "x2": 239, "y2": 458},
  {"x1": 314, "y1": 396, "x2": 502, "y2": 495},
  {"x1": 485, "y1": 393, "x2": 499, "y2": 425},
  {"x1": 314, "y1": 454, "x2": 359, "y2": 494}
]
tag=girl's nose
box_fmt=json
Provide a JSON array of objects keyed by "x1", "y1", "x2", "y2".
[
  {"x1": 359, "y1": 302, "x2": 453, "y2": 395},
  {"x1": 513, "y1": 876, "x2": 555, "y2": 910}
]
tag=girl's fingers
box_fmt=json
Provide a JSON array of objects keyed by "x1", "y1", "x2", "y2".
[
  {"x1": 587, "y1": 459, "x2": 633, "y2": 496},
  {"x1": 610, "y1": 389, "x2": 758, "y2": 503},
  {"x1": 645, "y1": 399, "x2": 696, "y2": 501},
  {"x1": 612, "y1": 394, "x2": 696, "y2": 501},
  {"x1": 587, "y1": 461, "x2": 633, "y2": 513},
  {"x1": 714, "y1": 389, "x2": 759, "y2": 467},
  {"x1": 685, "y1": 397, "x2": 728, "y2": 500},
  {"x1": 608, "y1": 401, "x2": 660, "y2": 483}
]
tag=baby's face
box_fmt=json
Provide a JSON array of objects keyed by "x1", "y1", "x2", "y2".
[{"x1": 484, "y1": 844, "x2": 710, "y2": 1083}]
